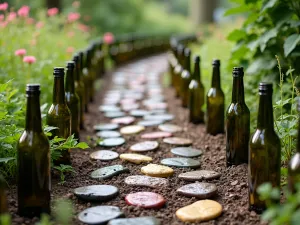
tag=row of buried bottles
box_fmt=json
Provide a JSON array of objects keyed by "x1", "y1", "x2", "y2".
[
  {"x1": 0, "y1": 35, "x2": 170, "y2": 218},
  {"x1": 168, "y1": 42, "x2": 300, "y2": 213}
]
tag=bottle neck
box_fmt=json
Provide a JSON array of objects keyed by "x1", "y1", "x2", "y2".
[
  {"x1": 231, "y1": 76, "x2": 245, "y2": 103},
  {"x1": 297, "y1": 116, "x2": 300, "y2": 152},
  {"x1": 65, "y1": 68, "x2": 75, "y2": 93},
  {"x1": 211, "y1": 66, "x2": 221, "y2": 88},
  {"x1": 184, "y1": 56, "x2": 190, "y2": 72},
  {"x1": 257, "y1": 93, "x2": 274, "y2": 130},
  {"x1": 193, "y1": 61, "x2": 200, "y2": 82},
  {"x1": 53, "y1": 76, "x2": 66, "y2": 104},
  {"x1": 75, "y1": 63, "x2": 80, "y2": 81},
  {"x1": 25, "y1": 94, "x2": 42, "y2": 132}
]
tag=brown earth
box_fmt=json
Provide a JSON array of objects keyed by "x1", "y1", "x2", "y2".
[{"x1": 7, "y1": 55, "x2": 263, "y2": 225}]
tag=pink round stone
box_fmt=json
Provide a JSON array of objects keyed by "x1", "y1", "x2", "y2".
[
  {"x1": 111, "y1": 116, "x2": 135, "y2": 125},
  {"x1": 141, "y1": 132, "x2": 172, "y2": 139},
  {"x1": 125, "y1": 192, "x2": 166, "y2": 208}
]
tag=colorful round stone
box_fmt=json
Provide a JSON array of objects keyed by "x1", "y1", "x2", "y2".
[
  {"x1": 74, "y1": 185, "x2": 119, "y2": 201},
  {"x1": 93, "y1": 124, "x2": 119, "y2": 131},
  {"x1": 163, "y1": 137, "x2": 192, "y2": 146},
  {"x1": 130, "y1": 109, "x2": 150, "y2": 117},
  {"x1": 111, "y1": 116, "x2": 135, "y2": 125},
  {"x1": 171, "y1": 147, "x2": 202, "y2": 157},
  {"x1": 120, "y1": 153, "x2": 152, "y2": 164},
  {"x1": 178, "y1": 170, "x2": 221, "y2": 181},
  {"x1": 125, "y1": 192, "x2": 166, "y2": 208},
  {"x1": 141, "y1": 164, "x2": 174, "y2": 178},
  {"x1": 96, "y1": 131, "x2": 121, "y2": 138},
  {"x1": 99, "y1": 138, "x2": 125, "y2": 147},
  {"x1": 120, "y1": 125, "x2": 145, "y2": 135},
  {"x1": 141, "y1": 132, "x2": 172, "y2": 139},
  {"x1": 105, "y1": 111, "x2": 126, "y2": 118},
  {"x1": 130, "y1": 141, "x2": 159, "y2": 152},
  {"x1": 176, "y1": 182, "x2": 217, "y2": 199},
  {"x1": 125, "y1": 175, "x2": 168, "y2": 189},
  {"x1": 99, "y1": 105, "x2": 121, "y2": 112},
  {"x1": 90, "y1": 150, "x2": 119, "y2": 161},
  {"x1": 138, "y1": 120, "x2": 164, "y2": 127},
  {"x1": 158, "y1": 124, "x2": 183, "y2": 133},
  {"x1": 160, "y1": 158, "x2": 200, "y2": 168}
]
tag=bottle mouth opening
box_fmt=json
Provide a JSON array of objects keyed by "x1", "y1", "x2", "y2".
[
  {"x1": 26, "y1": 84, "x2": 40, "y2": 94},
  {"x1": 53, "y1": 67, "x2": 65, "y2": 77},
  {"x1": 232, "y1": 67, "x2": 244, "y2": 77},
  {"x1": 212, "y1": 59, "x2": 220, "y2": 66},
  {"x1": 66, "y1": 61, "x2": 75, "y2": 69}
]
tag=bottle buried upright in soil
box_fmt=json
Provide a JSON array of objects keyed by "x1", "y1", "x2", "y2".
[
  {"x1": 79, "y1": 51, "x2": 89, "y2": 113},
  {"x1": 46, "y1": 67, "x2": 72, "y2": 165},
  {"x1": 180, "y1": 48, "x2": 192, "y2": 108},
  {"x1": 248, "y1": 83, "x2": 281, "y2": 213},
  {"x1": 173, "y1": 44, "x2": 184, "y2": 98},
  {"x1": 225, "y1": 67, "x2": 250, "y2": 166},
  {"x1": 0, "y1": 174, "x2": 8, "y2": 214},
  {"x1": 206, "y1": 59, "x2": 225, "y2": 135},
  {"x1": 65, "y1": 61, "x2": 80, "y2": 140},
  {"x1": 17, "y1": 84, "x2": 51, "y2": 217},
  {"x1": 188, "y1": 55, "x2": 204, "y2": 123},
  {"x1": 73, "y1": 54, "x2": 85, "y2": 130},
  {"x1": 287, "y1": 98, "x2": 300, "y2": 193}
]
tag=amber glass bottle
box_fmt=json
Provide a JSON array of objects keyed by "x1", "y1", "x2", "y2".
[
  {"x1": 17, "y1": 84, "x2": 51, "y2": 217},
  {"x1": 226, "y1": 67, "x2": 250, "y2": 166},
  {"x1": 0, "y1": 174, "x2": 8, "y2": 214},
  {"x1": 249, "y1": 83, "x2": 281, "y2": 213},
  {"x1": 288, "y1": 99, "x2": 300, "y2": 193},
  {"x1": 73, "y1": 54, "x2": 85, "y2": 130},
  {"x1": 206, "y1": 59, "x2": 225, "y2": 135},
  {"x1": 46, "y1": 68, "x2": 71, "y2": 165},
  {"x1": 79, "y1": 51, "x2": 89, "y2": 113},
  {"x1": 65, "y1": 61, "x2": 80, "y2": 140},
  {"x1": 173, "y1": 45, "x2": 184, "y2": 97},
  {"x1": 180, "y1": 48, "x2": 192, "y2": 107}
]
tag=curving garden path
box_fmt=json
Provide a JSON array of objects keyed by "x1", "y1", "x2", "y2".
[{"x1": 9, "y1": 54, "x2": 262, "y2": 225}]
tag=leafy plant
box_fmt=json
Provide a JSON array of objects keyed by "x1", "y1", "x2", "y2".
[{"x1": 53, "y1": 164, "x2": 76, "y2": 184}]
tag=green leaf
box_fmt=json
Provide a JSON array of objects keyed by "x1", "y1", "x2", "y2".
[
  {"x1": 261, "y1": 0, "x2": 277, "y2": 12},
  {"x1": 0, "y1": 157, "x2": 15, "y2": 163},
  {"x1": 246, "y1": 57, "x2": 277, "y2": 74},
  {"x1": 224, "y1": 5, "x2": 249, "y2": 16},
  {"x1": 284, "y1": 34, "x2": 300, "y2": 57},
  {"x1": 75, "y1": 142, "x2": 89, "y2": 149},
  {"x1": 227, "y1": 29, "x2": 247, "y2": 41},
  {"x1": 259, "y1": 28, "x2": 278, "y2": 52}
]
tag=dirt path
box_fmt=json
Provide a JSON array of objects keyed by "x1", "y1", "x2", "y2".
[{"x1": 8, "y1": 54, "x2": 262, "y2": 225}]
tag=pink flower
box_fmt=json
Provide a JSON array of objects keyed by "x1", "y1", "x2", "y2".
[
  {"x1": 66, "y1": 46, "x2": 75, "y2": 53},
  {"x1": 7, "y1": 12, "x2": 16, "y2": 22},
  {"x1": 26, "y1": 17, "x2": 35, "y2": 25},
  {"x1": 67, "y1": 12, "x2": 80, "y2": 22},
  {"x1": 23, "y1": 56, "x2": 36, "y2": 64},
  {"x1": 18, "y1": 6, "x2": 30, "y2": 17},
  {"x1": 15, "y1": 49, "x2": 27, "y2": 57},
  {"x1": 103, "y1": 32, "x2": 114, "y2": 45},
  {"x1": 0, "y1": 2, "x2": 8, "y2": 11},
  {"x1": 47, "y1": 7, "x2": 58, "y2": 17},
  {"x1": 36, "y1": 21, "x2": 44, "y2": 29},
  {"x1": 72, "y1": 1, "x2": 80, "y2": 8},
  {"x1": 0, "y1": 21, "x2": 7, "y2": 28},
  {"x1": 0, "y1": 15, "x2": 4, "y2": 21}
]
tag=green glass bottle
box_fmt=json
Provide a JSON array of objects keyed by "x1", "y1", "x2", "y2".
[
  {"x1": 249, "y1": 83, "x2": 281, "y2": 213},
  {"x1": 288, "y1": 99, "x2": 300, "y2": 193},
  {"x1": 73, "y1": 54, "x2": 85, "y2": 130},
  {"x1": 206, "y1": 59, "x2": 225, "y2": 135},
  {"x1": 79, "y1": 51, "x2": 89, "y2": 113},
  {"x1": 0, "y1": 174, "x2": 8, "y2": 215},
  {"x1": 226, "y1": 67, "x2": 250, "y2": 166},
  {"x1": 17, "y1": 84, "x2": 51, "y2": 217},
  {"x1": 46, "y1": 68, "x2": 71, "y2": 165},
  {"x1": 180, "y1": 48, "x2": 192, "y2": 108},
  {"x1": 188, "y1": 55, "x2": 205, "y2": 123},
  {"x1": 65, "y1": 61, "x2": 80, "y2": 140},
  {"x1": 173, "y1": 45, "x2": 184, "y2": 97},
  {"x1": 87, "y1": 46, "x2": 95, "y2": 102}
]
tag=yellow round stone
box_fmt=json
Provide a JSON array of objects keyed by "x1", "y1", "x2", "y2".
[
  {"x1": 120, "y1": 125, "x2": 145, "y2": 135},
  {"x1": 176, "y1": 200, "x2": 222, "y2": 223},
  {"x1": 120, "y1": 153, "x2": 152, "y2": 164},
  {"x1": 141, "y1": 164, "x2": 174, "y2": 178}
]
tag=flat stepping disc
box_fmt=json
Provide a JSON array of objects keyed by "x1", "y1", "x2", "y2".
[
  {"x1": 141, "y1": 132, "x2": 172, "y2": 139},
  {"x1": 176, "y1": 200, "x2": 222, "y2": 223},
  {"x1": 93, "y1": 124, "x2": 119, "y2": 131},
  {"x1": 125, "y1": 175, "x2": 168, "y2": 188},
  {"x1": 138, "y1": 120, "x2": 164, "y2": 127},
  {"x1": 141, "y1": 164, "x2": 174, "y2": 178},
  {"x1": 177, "y1": 182, "x2": 217, "y2": 199},
  {"x1": 99, "y1": 105, "x2": 121, "y2": 112},
  {"x1": 158, "y1": 124, "x2": 182, "y2": 133},
  {"x1": 105, "y1": 111, "x2": 126, "y2": 118},
  {"x1": 120, "y1": 125, "x2": 145, "y2": 135},
  {"x1": 90, "y1": 150, "x2": 119, "y2": 161},
  {"x1": 143, "y1": 114, "x2": 174, "y2": 122},
  {"x1": 163, "y1": 137, "x2": 192, "y2": 146},
  {"x1": 96, "y1": 131, "x2": 121, "y2": 138},
  {"x1": 120, "y1": 153, "x2": 152, "y2": 164},
  {"x1": 130, "y1": 109, "x2": 150, "y2": 117},
  {"x1": 171, "y1": 147, "x2": 202, "y2": 157},
  {"x1": 108, "y1": 216, "x2": 161, "y2": 225},
  {"x1": 125, "y1": 192, "x2": 166, "y2": 208},
  {"x1": 111, "y1": 116, "x2": 135, "y2": 125},
  {"x1": 99, "y1": 138, "x2": 125, "y2": 147},
  {"x1": 130, "y1": 141, "x2": 159, "y2": 152},
  {"x1": 160, "y1": 158, "x2": 200, "y2": 168},
  {"x1": 178, "y1": 170, "x2": 221, "y2": 181},
  {"x1": 78, "y1": 206, "x2": 124, "y2": 225},
  {"x1": 74, "y1": 185, "x2": 119, "y2": 201},
  {"x1": 91, "y1": 165, "x2": 129, "y2": 180}
]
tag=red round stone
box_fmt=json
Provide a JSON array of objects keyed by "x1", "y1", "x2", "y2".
[
  {"x1": 125, "y1": 192, "x2": 166, "y2": 208},
  {"x1": 141, "y1": 132, "x2": 172, "y2": 139}
]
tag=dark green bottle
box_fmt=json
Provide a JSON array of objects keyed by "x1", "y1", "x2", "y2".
[
  {"x1": 206, "y1": 59, "x2": 225, "y2": 135},
  {"x1": 173, "y1": 45, "x2": 184, "y2": 97},
  {"x1": 17, "y1": 84, "x2": 51, "y2": 217},
  {"x1": 188, "y1": 55, "x2": 204, "y2": 123},
  {"x1": 249, "y1": 83, "x2": 281, "y2": 213},
  {"x1": 87, "y1": 47, "x2": 95, "y2": 102},
  {"x1": 180, "y1": 48, "x2": 192, "y2": 108},
  {"x1": 73, "y1": 54, "x2": 85, "y2": 130},
  {"x1": 226, "y1": 67, "x2": 250, "y2": 166},
  {"x1": 46, "y1": 68, "x2": 71, "y2": 165},
  {"x1": 65, "y1": 61, "x2": 80, "y2": 140},
  {"x1": 79, "y1": 51, "x2": 89, "y2": 113},
  {"x1": 0, "y1": 174, "x2": 8, "y2": 215},
  {"x1": 288, "y1": 99, "x2": 300, "y2": 193}
]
